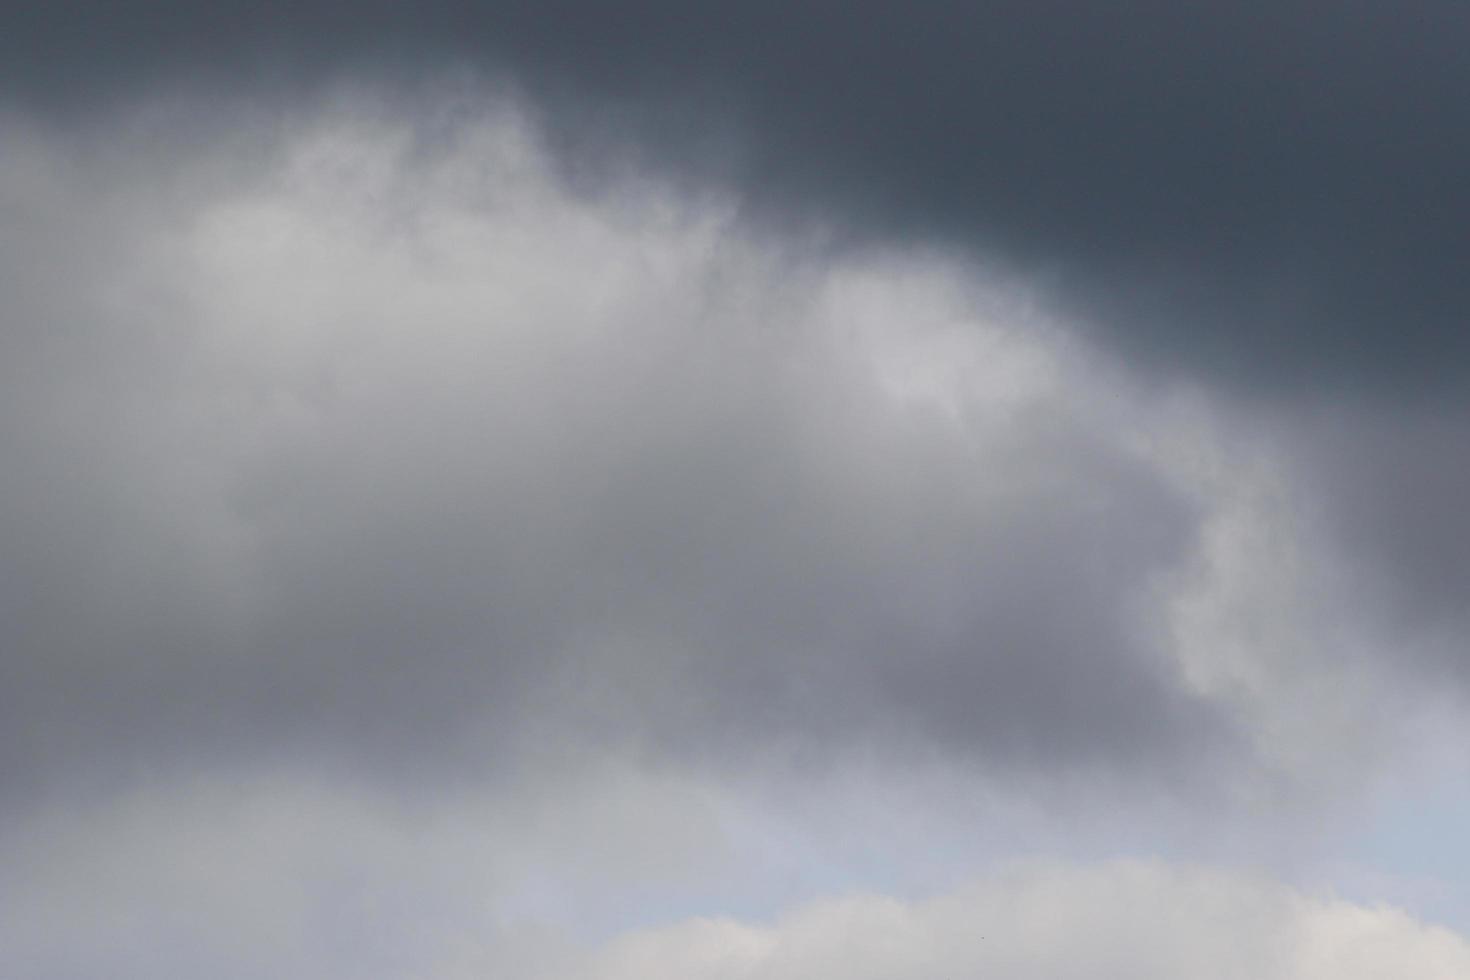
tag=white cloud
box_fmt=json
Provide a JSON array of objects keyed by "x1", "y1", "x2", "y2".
[{"x1": 571, "y1": 862, "x2": 1470, "y2": 980}]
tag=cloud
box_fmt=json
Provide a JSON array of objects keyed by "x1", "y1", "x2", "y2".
[
  {"x1": 5, "y1": 2, "x2": 1469, "y2": 390},
  {"x1": 8, "y1": 761, "x2": 1467, "y2": 980},
  {"x1": 570, "y1": 861, "x2": 1470, "y2": 980},
  {"x1": 0, "y1": 97, "x2": 1240, "y2": 813},
  {"x1": 1291, "y1": 402, "x2": 1470, "y2": 641},
  {"x1": 0, "y1": 766, "x2": 728, "y2": 980},
  {"x1": 4, "y1": 80, "x2": 1465, "y2": 836},
  {"x1": 6, "y1": 36, "x2": 1470, "y2": 979}
]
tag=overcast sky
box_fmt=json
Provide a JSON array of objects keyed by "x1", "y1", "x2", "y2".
[{"x1": 5, "y1": 4, "x2": 1470, "y2": 978}]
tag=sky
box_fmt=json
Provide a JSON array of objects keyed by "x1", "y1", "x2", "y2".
[{"x1": 4, "y1": 4, "x2": 1470, "y2": 978}]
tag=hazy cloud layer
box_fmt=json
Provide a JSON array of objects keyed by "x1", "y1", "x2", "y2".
[{"x1": 7, "y1": 766, "x2": 1468, "y2": 980}]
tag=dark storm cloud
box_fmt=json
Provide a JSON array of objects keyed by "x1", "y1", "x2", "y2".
[{"x1": 5, "y1": 1, "x2": 1470, "y2": 390}]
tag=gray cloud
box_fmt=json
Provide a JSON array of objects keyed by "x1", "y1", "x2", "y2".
[
  {"x1": 1285, "y1": 401, "x2": 1470, "y2": 678},
  {"x1": 4, "y1": 2, "x2": 1469, "y2": 391},
  {"x1": 0, "y1": 103, "x2": 1232, "y2": 813}
]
